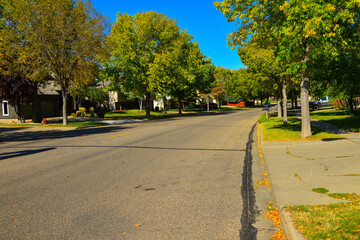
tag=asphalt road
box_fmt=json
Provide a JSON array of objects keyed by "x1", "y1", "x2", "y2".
[{"x1": 0, "y1": 109, "x2": 261, "y2": 240}]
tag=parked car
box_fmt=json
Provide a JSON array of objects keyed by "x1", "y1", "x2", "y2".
[
  {"x1": 263, "y1": 102, "x2": 271, "y2": 108},
  {"x1": 309, "y1": 101, "x2": 320, "y2": 111},
  {"x1": 318, "y1": 96, "x2": 330, "y2": 106},
  {"x1": 201, "y1": 103, "x2": 218, "y2": 110}
]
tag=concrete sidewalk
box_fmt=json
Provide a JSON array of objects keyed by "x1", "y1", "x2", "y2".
[{"x1": 261, "y1": 122, "x2": 360, "y2": 239}]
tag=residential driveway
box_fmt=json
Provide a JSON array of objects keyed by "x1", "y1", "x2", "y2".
[{"x1": 0, "y1": 109, "x2": 262, "y2": 239}]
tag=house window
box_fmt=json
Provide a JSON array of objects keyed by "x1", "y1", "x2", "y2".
[{"x1": 2, "y1": 101, "x2": 9, "y2": 116}]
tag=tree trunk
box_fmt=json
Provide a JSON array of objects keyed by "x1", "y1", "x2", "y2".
[
  {"x1": 61, "y1": 87, "x2": 68, "y2": 125},
  {"x1": 139, "y1": 98, "x2": 143, "y2": 113},
  {"x1": 14, "y1": 103, "x2": 25, "y2": 123},
  {"x1": 206, "y1": 95, "x2": 210, "y2": 112},
  {"x1": 300, "y1": 43, "x2": 311, "y2": 138},
  {"x1": 145, "y1": 92, "x2": 151, "y2": 118},
  {"x1": 348, "y1": 96, "x2": 354, "y2": 113},
  {"x1": 295, "y1": 97, "x2": 298, "y2": 108},
  {"x1": 282, "y1": 76, "x2": 288, "y2": 126},
  {"x1": 277, "y1": 95, "x2": 282, "y2": 118},
  {"x1": 32, "y1": 83, "x2": 42, "y2": 123},
  {"x1": 73, "y1": 96, "x2": 77, "y2": 112},
  {"x1": 178, "y1": 98, "x2": 182, "y2": 115},
  {"x1": 163, "y1": 97, "x2": 167, "y2": 111}
]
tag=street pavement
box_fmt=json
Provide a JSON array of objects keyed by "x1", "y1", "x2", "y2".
[
  {"x1": 261, "y1": 119, "x2": 360, "y2": 240},
  {"x1": 0, "y1": 109, "x2": 275, "y2": 240},
  {"x1": 3, "y1": 110, "x2": 356, "y2": 240}
]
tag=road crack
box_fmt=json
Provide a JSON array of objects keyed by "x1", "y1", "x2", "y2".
[{"x1": 239, "y1": 124, "x2": 258, "y2": 239}]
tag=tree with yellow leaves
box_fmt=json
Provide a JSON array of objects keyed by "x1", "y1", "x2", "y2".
[
  {"x1": 1, "y1": 0, "x2": 109, "y2": 125},
  {"x1": 215, "y1": 0, "x2": 359, "y2": 137}
]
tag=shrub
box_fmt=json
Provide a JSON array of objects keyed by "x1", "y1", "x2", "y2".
[
  {"x1": 258, "y1": 113, "x2": 269, "y2": 123},
  {"x1": 78, "y1": 107, "x2": 86, "y2": 117}
]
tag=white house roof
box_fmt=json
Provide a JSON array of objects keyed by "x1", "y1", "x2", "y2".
[{"x1": 37, "y1": 81, "x2": 60, "y2": 95}]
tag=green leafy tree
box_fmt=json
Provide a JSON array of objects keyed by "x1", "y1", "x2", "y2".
[
  {"x1": 224, "y1": 69, "x2": 252, "y2": 101},
  {"x1": 213, "y1": 66, "x2": 231, "y2": 108},
  {"x1": 238, "y1": 44, "x2": 279, "y2": 100},
  {"x1": 149, "y1": 32, "x2": 212, "y2": 114},
  {"x1": 105, "y1": 11, "x2": 182, "y2": 118},
  {"x1": 1, "y1": 0, "x2": 108, "y2": 125},
  {"x1": 196, "y1": 59, "x2": 216, "y2": 112},
  {"x1": 327, "y1": 50, "x2": 360, "y2": 113},
  {"x1": 87, "y1": 86, "x2": 108, "y2": 112},
  {"x1": 215, "y1": 0, "x2": 360, "y2": 137},
  {"x1": 238, "y1": 43, "x2": 287, "y2": 120}
]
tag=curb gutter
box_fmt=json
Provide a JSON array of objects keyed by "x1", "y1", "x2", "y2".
[{"x1": 257, "y1": 123, "x2": 305, "y2": 240}]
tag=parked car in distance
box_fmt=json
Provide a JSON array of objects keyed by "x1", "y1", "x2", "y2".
[
  {"x1": 318, "y1": 96, "x2": 330, "y2": 106},
  {"x1": 309, "y1": 101, "x2": 320, "y2": 111},
  {"x1": 263, "y1": 102, "x2": 271, "y2": 108},
  {"x1": 201, "y1": 103, "x2": 218, "y2": 110}
]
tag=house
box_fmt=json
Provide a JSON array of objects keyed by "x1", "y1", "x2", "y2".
[
  {"x1": 0, "y1": 81, "x2": 63, "y2": 120},
  {"x1": 94, "y1": 80, "x2": 165, "y2": 111}
]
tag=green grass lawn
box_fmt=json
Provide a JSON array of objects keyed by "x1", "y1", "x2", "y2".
[
  {"x1": 104, "y1": 109, "x2": 194, "y2": 119},
  {"x1": 104, "y1": 107, "x2": 245, "y2": 119},
  {"x1": 311, "y1": 109, "x2": 360, "y2": 132},
  {"x1": 50, "y1": 121, "x2": 106, "y2": 128},
  {"x1": 288, "y1": 192, "x2": 360, "y2": 240},
  {"x1": 261, "y1": 115, "x2": 344, "y2": 141},
  {"x1": 219, "y1": 106, "x2": 248, "y2": 110}
]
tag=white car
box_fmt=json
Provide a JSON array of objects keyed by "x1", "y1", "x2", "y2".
[{"x1": 319, "y1": 97, "x2": 330, "y2": 106}]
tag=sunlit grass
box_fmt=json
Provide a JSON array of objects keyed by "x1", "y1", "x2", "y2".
[
  {"x1": 261, "y1": 115, "x2": 344, "y2": 141},
  {"x1": 50, "y1": 122, "x2": 106, "y2": 128},
  {"x1": 105, "y1": 109, "x2": 172, "y2": 119},
  {"x1": 104, "y1": 107, "x2": 245, "y2": 119},
  {"x1": 288, "y1": 193, "x2": 360, "y2": 240}
]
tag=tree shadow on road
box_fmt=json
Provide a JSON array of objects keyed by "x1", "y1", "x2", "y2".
[
  {"x1": 0, "y1": 147, "x2": 56, "y2": 161},
  {"x1": 0, "y1": 126, "x2": 130, "y2": 144},
  {"x1": 0, "y1": 127, "x2": 30, "y2": 133}
]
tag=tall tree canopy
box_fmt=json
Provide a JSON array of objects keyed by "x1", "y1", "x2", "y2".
[
  {"x1": 213, "y1": 66, "x2": 231, "y2": 108},
  {"x1": 1, "y1": 0, "x2": 109, "y2": 124},
  {"x1": 105, "y1": 11, "x2": 183, "y2": 118},
  {"x1": 216, "y1": 0, "x2": 360, "y2": 137},
  {"x1": 149, "y1": 32, "x2": 214, "y2": 114}
]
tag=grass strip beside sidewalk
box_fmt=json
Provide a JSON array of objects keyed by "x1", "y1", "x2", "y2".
[
  {"x1": 288, "y1": 193, "x2": 360, "y2": 239},
  {"x1": 104, "y1": 107, "x2": 247, "y2": 119},
  {"x1": 310, "y1": 109, "x2": 360, "y2": 133},
  {"x1": 260, "y1": 115, "x2": 344, "y2": 141},
  {"x1": 259, "y1": 111, "x2": 359, "y2": 239}
]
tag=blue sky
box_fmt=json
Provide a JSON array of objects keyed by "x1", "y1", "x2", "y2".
[{"x1": 91, "y1": 0, "x2": 245, "y2": 70}]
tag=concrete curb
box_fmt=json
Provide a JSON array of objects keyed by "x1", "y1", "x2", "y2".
[
  {"x1": 257, "y1": 123, "x2": 305, "y2": 240},
  {"x1": 279, "y1": 209, "x2": 305, "y2": 240}
]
